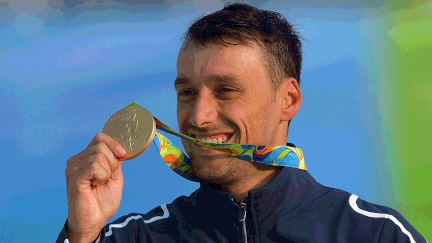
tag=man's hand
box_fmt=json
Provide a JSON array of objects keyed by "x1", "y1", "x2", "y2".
[{"x1": 65, "y1": 133, "x2": 127, "y2": 243}]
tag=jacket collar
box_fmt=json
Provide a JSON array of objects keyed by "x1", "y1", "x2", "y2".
[{"x1": 195, "y1": 142, "x2": 319, "y2": 223}]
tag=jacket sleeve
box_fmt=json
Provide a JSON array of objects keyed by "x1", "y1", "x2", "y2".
[
  {"x1": 55, "y1": 213, "x2": 159, "y2": 243},
  {"x1": 378, "y1": 210, "x2": 428, "y2": 243},
  {"x1": 55, "y1": 218, "x2": 102, "y2": 243}
]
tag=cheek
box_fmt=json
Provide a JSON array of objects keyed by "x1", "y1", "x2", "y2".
[
  {"x1": 224, "y1": 106, "x2": 246, "y2": 132},
  {"x1": 177, "y1": 109, "x2": 189, "y2": 131},
  {"x1": 246, "y1": 105, "x2": 270, "y2": 133}
]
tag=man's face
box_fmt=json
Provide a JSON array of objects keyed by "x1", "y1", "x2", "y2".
[{"x1": 175, "y1": 43, "x2": 286, "y2": 184}]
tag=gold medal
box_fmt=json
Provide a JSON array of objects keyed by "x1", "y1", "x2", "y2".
[{"x1": 102, "y1": 105, "x2": 155, "y2": 160}]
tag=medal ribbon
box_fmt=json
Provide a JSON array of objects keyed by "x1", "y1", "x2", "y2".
[{"x1": 127, "y1": 102, "x2": 306, "y2": 182}]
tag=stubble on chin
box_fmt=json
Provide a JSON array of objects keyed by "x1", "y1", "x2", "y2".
[{"x1": 189, "y1": 153, "x2": 239, "y2": 185}]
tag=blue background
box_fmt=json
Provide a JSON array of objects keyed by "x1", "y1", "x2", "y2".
[{"x1": 1, "y1": 0, "x2": 430, "y2": 242}]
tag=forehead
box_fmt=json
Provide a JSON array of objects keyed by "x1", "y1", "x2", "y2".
[
  {"x1": 175, "y1": 43, "x2": 267, "y2": 85},
  {"x1": 174, "y1": 73, "x2": 247, "y2": 88}
]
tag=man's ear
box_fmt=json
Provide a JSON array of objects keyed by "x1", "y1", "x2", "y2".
[{"x1": 280, "y1": 77, "x2": 302, "y2": 122}]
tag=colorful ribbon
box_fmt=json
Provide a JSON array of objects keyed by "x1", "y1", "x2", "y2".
[{"x1": 126, "y1": 102, "x2": 306, "y2": 182}]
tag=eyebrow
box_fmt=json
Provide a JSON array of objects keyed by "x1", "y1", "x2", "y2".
[
  {"x1": 174, "y1": 74, "x2": 244, "y2": 88},
  {"x1": 174, "y1": 76, "x2": 191, "y2": 87}
]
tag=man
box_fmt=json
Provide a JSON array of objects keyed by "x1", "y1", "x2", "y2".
[{"x1": 56, "y1": 3, "x2": 427, "y2": 243}]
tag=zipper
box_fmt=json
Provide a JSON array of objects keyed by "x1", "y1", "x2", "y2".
[{"x1": 231, "y1": 197, "x2": 248, "y2": 243}]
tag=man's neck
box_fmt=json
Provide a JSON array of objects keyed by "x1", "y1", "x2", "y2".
[{"x1": 220, "y1": 166, "x2": 282, "y2": 202}]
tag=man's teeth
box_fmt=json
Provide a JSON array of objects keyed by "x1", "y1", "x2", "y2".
[{"x1": 201, "y1": 136, "x2": 228, "y2": 144}]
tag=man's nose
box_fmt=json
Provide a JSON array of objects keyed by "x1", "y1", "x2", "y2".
[{"x1": 188, "y1": 91, "x2": 218, "y2": 128}]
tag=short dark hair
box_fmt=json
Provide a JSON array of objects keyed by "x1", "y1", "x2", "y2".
[{"x1": 180, "y1": 2, "x2": 303, "y2": 99}]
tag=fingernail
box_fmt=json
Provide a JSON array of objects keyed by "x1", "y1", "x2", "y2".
[
  {"x1": 112, "y1": 170, "x2": 119, "y2": 180},
  {"x1": 116, "y1": 146, "x2": 126, "y2": 157}
]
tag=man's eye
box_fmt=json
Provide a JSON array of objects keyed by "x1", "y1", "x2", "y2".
[
  {"x1": 178, "y1": 89, "x2": 196, "y2": 96},
  {"x1": 218, "y1": 88, "x2": 236, "y2": 93},
  {"x1": 177, "y1": 88, "x2": 236, "y2": 98}
]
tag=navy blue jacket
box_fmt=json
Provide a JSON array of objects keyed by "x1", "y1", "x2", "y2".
[{"x1": 56, "y1": 148, "x2": 427, "y2": 242}]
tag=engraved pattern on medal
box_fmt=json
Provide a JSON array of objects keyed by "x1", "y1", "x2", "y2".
[{"x1": 118, "y1": 111, "x2": 139, "y2": 151}]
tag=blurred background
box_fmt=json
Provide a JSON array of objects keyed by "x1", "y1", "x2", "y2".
[{"x1": 0, "y1": 0, "x2": 431, "y2": 242}]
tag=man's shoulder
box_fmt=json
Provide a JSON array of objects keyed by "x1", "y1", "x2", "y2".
[
  {"x1": 310, "y1": 184, "x2": 403, "y2": 218},
  {"x1": 135, "y1": 189, "x2": 199, "y2": 226},
  {"x1": 297, "y1": 184, "x2": 427, "y2": 242},
  {"x1": 99, "y1": 190, "x2": 200, "y2": 242},
  {"x1": 306, "y1": 184, "x2": 408, "y2": 222}
]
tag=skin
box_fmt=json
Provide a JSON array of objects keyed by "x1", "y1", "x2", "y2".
[{"x1": 175, "y1": 42, "x2": 302, "y2": 202}]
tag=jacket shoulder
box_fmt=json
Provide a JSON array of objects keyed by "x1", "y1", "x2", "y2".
[
  {"x1": 95, "y1": 191, "x2": 199, "y2": 242},
  {"x1": 349, "y1": 194, "x2": 428, "y2": 243},
  {"x1": 312, "y1": 185, "x2": 428, "y2": 243}
]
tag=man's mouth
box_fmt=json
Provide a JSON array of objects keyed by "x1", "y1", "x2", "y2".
[
  {"x1": 191, "y1": 133, "x2": 234, "y2": 144},
  {"x1": 188, "y1": 133, "x2": 235, "y2": 155}
]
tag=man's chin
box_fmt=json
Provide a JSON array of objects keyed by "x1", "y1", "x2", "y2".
[
  {"x1": 191, "y1": 160, "x2": 236, "y2": 185},
  {"x1": 194, "y1": 170, "x2": 230, "y2": 185}
]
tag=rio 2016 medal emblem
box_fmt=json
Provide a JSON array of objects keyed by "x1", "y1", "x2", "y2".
[
  {"x1": 102, "y1": 105, "x2": 156, "y2": 161},
  {"x1": 102, "y1": 102, "x2": 306, "y2": 182}
]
